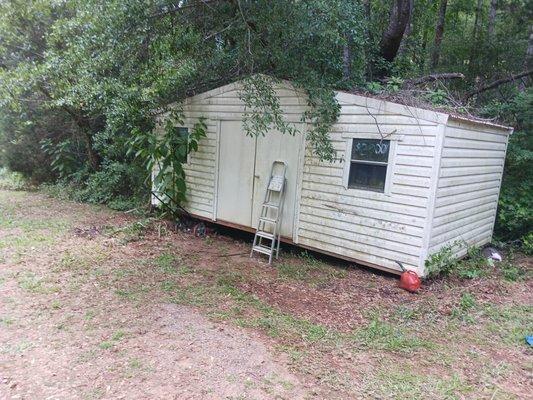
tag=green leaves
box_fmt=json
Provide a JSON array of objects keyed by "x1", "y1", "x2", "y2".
[{"x1": 127, "y1": 111, "x2": 207, "y2": 209}]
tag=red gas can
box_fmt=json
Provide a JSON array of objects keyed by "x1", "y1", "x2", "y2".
[{"x1": 396, "y1": 262, "x2": 421, "y2": 293}]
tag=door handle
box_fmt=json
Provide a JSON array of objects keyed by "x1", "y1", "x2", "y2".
[{"x1": 254, "y1": 174, "x2": 260, "y2": 179}]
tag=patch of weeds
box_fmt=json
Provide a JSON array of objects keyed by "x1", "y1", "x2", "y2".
[
  {"x1": 354, "y1": 314, "x2": 434, "y2": 352},
  {"x1": 84, "y1": 310, "x2": 96, "y2": 321},
  {"x1": 0, "y1": 168, "x2": 28, "y2": 191},
  {"x1": 0, "y1": 340, "x2": 34, "y2": 354},
  {"x1": 99, "y1": 341, "x2": 113, "y2": 350},
  {"x1": 276, "y1": 345, "x2": 306, "y2": 364},
  {"x1": 104, "y1": 218, "x2": 155, "y2": 244},
  {"x1": 128, "y1": 357, "x2": 143, "y2": 369},
  {"x1": 171, "y1": 284, "x2": 214, "y2": 307},
  {"x1": 166, "y1": 275, "x2": 336, "y2": 345},
  {"x1": 114, "y1": 285, "x2": 149, "y2": 301},
  {"x1": 111, "y1": 330, "x2": 126, "y2": 341},
  {"x1": 123, "y1": 357, "x2": 147, "y2": 378},
  {"x1": 99, "y1": 330, "x2": 126, "y2": 350},
  {"x1": 17, "y1": 272, "x2": 59, "y2": 294},
  {"x1": 50, "y1": 299, "x2": 62, "y2": 310},
  {"x1": 155, "y1": 252, "x2": 179, "y2": 274},
  {"x1": 499, "y1": 260, "x2": 527, "y2": 281},
  {"x1": 365, "y1": 365, "x2": 473, "y2": 399},
  {"x1": 0, "y1": 232, "x2": 56, "y2": 254},
  {"x1": 277, "y1": 251, "x2": 347, "y2": 284},
  {"x1": 454, "y1": 247, "x2": 490, "y2": 279},
  {"x1": 482, "y1": 304, "x2": 532, "y2": 345},
  {"x1": 451, "y1": 292, "x2": 477, "y2": 323},
  {"x1": 426, "y1": 243, "x2": 491, "y2": 279},
  {"x1": 253, "y1": 307, "x2": 331, "y2": 342},
  {"x1": 0, "y1": 316, "x2": 14, "y2": 327}
]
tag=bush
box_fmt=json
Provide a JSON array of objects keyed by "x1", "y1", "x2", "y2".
[
  {"x1": 42, "y1": 162, "x2": 147, "y2": 211},
  {"x1": 0, "y1": 167, "x2": 28, "y2": 190}
]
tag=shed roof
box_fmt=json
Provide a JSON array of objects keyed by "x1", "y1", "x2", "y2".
[{"x1": 178, "y1": 77, "x2": 513, "y2": 133}]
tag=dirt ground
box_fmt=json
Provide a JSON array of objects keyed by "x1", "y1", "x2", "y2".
[{"x1": 0, "y1": 190, "x2": 532, "y2": 399}]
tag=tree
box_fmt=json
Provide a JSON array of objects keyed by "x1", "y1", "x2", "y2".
[
  {"x1": 378, "y1": 0, "x2": 413, "y2": 70},
  {"x1": 430, "y1": 0, "x2": 448, "y2": 70},
  {"x1": 487, "y1": 0, "x2": 497, "y2": 38}
]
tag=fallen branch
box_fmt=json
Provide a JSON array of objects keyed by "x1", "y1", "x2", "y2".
[
  {"x1": 465, "y1": 69, "x2": 533, "y2": 100},
  {"x1": 404, "y1": 73, "x2": 465, "y2": 86}
]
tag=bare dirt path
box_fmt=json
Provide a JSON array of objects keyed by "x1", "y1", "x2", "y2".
[{"x1": 0, "y1": 191, "x2": 309, "y2": 400}]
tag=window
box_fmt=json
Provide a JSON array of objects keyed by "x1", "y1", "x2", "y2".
[
  {"x1": 177, "y1": 127, "x2": 189, "y2": 163},
  {"x1": 347, "y1": 138, "x2": 390, "y2": 192}
]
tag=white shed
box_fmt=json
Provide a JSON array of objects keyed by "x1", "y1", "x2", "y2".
[{"x1": 155, "y1": 79, "x2": 512, "y2": 276}]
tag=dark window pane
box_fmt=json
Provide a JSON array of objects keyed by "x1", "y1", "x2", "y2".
[
  {"x1": 177, "y1": 127, "x2": 189, "y2": 139},
  {"x1": 351, "y1": 139, "x2": 390, "y2": 162},
  {"x1": 348, "y1": 162, "x2": 387, "y2": 192}
]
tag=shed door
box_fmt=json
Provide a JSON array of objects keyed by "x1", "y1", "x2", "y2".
[
  {"x1": 217, "y1": 120, "x2": 256, "y2": 226},
  {"x1": 217, "y1": 121, "x2": 302, "y2": 239},
  {"x1": 253, "y1": 128, "x2": 302, "y2": 238}
]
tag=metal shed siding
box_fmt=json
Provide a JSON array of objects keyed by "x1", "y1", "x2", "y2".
[
  {"x1": 427, "y1": 119, "x2": 510, "y2": 257},
  {"x1": 295, "y1": 95, "x2": 443, "y2": 274}
]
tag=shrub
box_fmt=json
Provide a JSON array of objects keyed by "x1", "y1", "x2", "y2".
[
  {"x1": 0, "y1": 167, "x2": 28, "y2": 190},
  {"x1": 42, "y1": 162, "x2": 147, "y2": 211}
]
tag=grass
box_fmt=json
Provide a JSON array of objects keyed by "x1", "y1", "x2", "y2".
[
  {"x1": 0, "y1": 316, "x2": 14, "y2": 326},
  {"x1": 276, "y1": 251, "x2": 347, "y2": 285},
  {"x1": 353, "y1": 314, "x2": 435, "y2": 352},
  {"x1": 17, "y1": 272, "x2": 59, "y2": 294},
  {"x1": 99, "y1": 330, "x2": 126, "y2": 350},
  {"x1": 103, "y1": 218, "x2": 156, "y2": 243},
  {"x1": 364, "y1": 366, "x2": 473, "y2": 400}
]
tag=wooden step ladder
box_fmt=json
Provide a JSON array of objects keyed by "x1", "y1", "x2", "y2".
[{"x1": 250, "y1": 161, "x2": 287, "y2": 264}]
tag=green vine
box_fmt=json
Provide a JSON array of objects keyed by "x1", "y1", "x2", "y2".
[
  {"x1": 239, "y1": 75, "x2": 341, "y2": 162},
  {"x1": 127, "y1": 109, "x2": 207, "y2": 210}
]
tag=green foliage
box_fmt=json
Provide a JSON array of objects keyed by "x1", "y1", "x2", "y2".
[
  {"x1": 423, "y1": 89, "x2": 448, "y2": 106},
  {"x1": 424, "y1": 243, "x2": 459, "y2": 279},
  {"x1": 240, "y1": 75, "x2": 298, "y2": 139},
  {"x1": 0, "y1": 168, "x2": 27, "y2": 191},
  {"x1": 41, "y1": 139, "x2": 81, "y2": 179},
  {"x1": 483, "y1": 90, "x2": 532, "y2": 248},
  {"x1": 385, "y1": 77, "x2": 404, "y2": 93},
  {"x1": 128, "y1": 110, "x2": 207, "y2": 209},
  {"x1": 426, "y1": 243, "x2": 528, "y2": 280},
  {"x1": 425, "y1": 243, "x2": 488, "y2": 279},
  {"x1": 42, "y1": 162, "x2": 146, "y2": 211}
]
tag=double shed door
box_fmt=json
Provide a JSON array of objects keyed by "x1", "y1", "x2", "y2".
[{"x1": 216, "y1": 120, "x2": 302, "y2": 239}]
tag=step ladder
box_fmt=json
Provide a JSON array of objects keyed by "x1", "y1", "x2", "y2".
[{"x1": 250, "y1": 161, "x2": 287, "y2": 264}]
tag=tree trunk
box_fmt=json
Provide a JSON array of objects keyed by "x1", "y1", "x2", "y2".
[
  {"x1": 398, "y1": 0, "x2": 414, "y2": 56},
  {"x1": 363, "y1": 0, "x2": 373, "y2": 80},
  {"x1": 378, "y1": 0, "x2": 413, "y2": 73},
  {"x1": 430, "y1": 0, "x2": 448, "y2": 70},
  {"x1": 469, "y1": 0, "x2": 484, "y2": 74},
  {"x1": 519, "y1": 25, "x2": 533, "y2": 90},
  {"x1": 79, "y1": 128, "x2": 100, "y2": 171},
  {"x1": 487, "y1": 0, "x2": 497, "y2": 37}
]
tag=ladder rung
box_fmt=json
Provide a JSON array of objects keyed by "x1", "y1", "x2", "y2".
[
  {"x1": 252, "y1": 245, "x2": 272, "y2": 255},
  {"x1": 256, "y1": 231, "x2": 274, "y2": 240},
  {"x1": 263, "y1": 203, "x2": 279, "y2": 209},
  {"x1": 259, "y1": 216, "x2": 277, "y2": 223}
]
